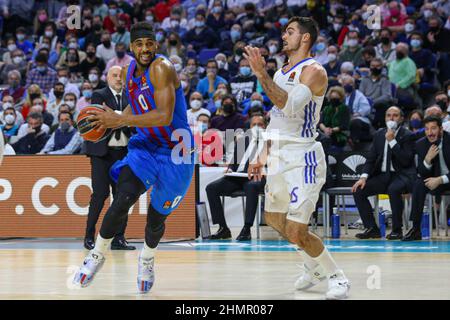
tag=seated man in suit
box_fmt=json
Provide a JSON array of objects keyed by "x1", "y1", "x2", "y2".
[
  {"x1": 206, "y1": 114, "x2": 267, "y2": 241},
  {"x1": 352, "y1": 106, "x2": 416, "y2": 239},
  {"x1": 403, "y1": 116, "x2": 450, "y2": 241}
]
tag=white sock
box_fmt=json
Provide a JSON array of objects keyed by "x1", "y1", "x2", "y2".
[
  {"x1": 296, "y1": 248, "x2": 318, "y2": 270},
  {"x1": 93, "y1": 234, "x2": 113, "y2": 256},
  {"x1": 312, "y1": 247, "x2": 340, "y2": 277},
  {"x1": 140, "y1": 242, "x2": 157, "y2": 260}
]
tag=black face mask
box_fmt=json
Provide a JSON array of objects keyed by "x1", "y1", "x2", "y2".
[
  {"x1": 102, "y1": 40, "x2": 111, "y2": 48},
  {"x1": 223, "y1": 103, "x2": 235, "y2": 114},
  {"x1": 235, "y1": 48, "x2": 244, "y2": 56},
  {"x1": 396, "y1": 51, "x2": 405, "y2": 60},
  {"x1": 429, "y1": 26, "x2": 439, "y2": 33},
  {"x1": 370, "y1": 67, "x2": 382, "y2": 76},
  {"x1": 54, "y1": 91, "x2": 64, "y2": 99},
  {"x1": 117, "y1": 26, "x2": 125, "y2": 34},
  {"x1": 169, "y1": 39, "x2": 178, "y2": 46},
  {"x1": 34, "y1": 125, "x2": 42, "y2": 134},
  {"x1": 29, "y1": 93, "x2": 40, "y2": 101},
  {"x1": 116, "y1": 51, "x2": 125, "y2": 59},
  {"x1": 380, "y1": 37, "x2": 390, "y2": 45},
  {"x1": 330, "y1": 98, "x2": 341, "y2": 107},
  {"x1": 436, "y1": 100, "x2": 447, "y2": 111},
  {"x1": 267, "y1": 69, "x2": 276, "y2": 78},
  {"x1": 87, "y1": 51, "x2": 96, "y2": 58},
  {"x1": 93, "y1": 24, "x2": 102, "y2": 32}
]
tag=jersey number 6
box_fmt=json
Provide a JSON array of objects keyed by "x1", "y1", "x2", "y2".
[{"x1": 138, "y1": 94, "x2": 149, "y2": 111}]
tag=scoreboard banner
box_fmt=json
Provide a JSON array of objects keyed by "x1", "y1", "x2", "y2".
[{"x1": 0, "y1": 155, "x2": 196, "y2": 239}]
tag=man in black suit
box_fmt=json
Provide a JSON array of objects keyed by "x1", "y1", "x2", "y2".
[
  {"x1": 352, "y1": 106, "x2": 416, "y2": 240},
  {"x1": 206, "y1": 114, "x2": 266, "y2": 241},
  {"x1": 83, "y1": 66, "x2": 134, "y2": 250},
  {"x1": 403, "y1": 116, "x2": 450, "y2": 241}
]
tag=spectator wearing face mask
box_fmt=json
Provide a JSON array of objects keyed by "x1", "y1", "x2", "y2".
[
  {"x1": 210, "y1": 94, "x2": 246, "y2": 131},
  {"x1": 87, "y1": 67, "x2": 107, "y2": 91},
  {"x1": 11, "y1": 112, "x2": 49, "y2": 155},
  {"x1": 85, "y1": 15, "x2": 105, "y2": 48},
  {"x1": 206, "y1": 1, "x2": 226, "y2": 31},
  {"x1": 25, "y1": 53, "x2": 58, "y2": 95},
  {"x1": 241, "y1": 92, "x2": 267, "y2": 116},
  {"x1": 182, "y1": 10, "x2": 219, "y2": 52},
  {"x1": 31, "y1": 37, "x2": 59, "y2": 67},
  {"x1": 229, "y1": 58, "x2": 257, "y2": 105},
  {"x1": 193, "y1": 112, "x2": 223, "y2": 167},
  {"x1": 0, "y1": 49, "x2": 27, "y2": 86},
  {"x1": 169, "y1": 55, "x2": 184, "y2": 75},
  {"x1": 29, "y1": 97, "x2": 54, "y2": 128},
  {"x1": 14, "y1": 27, "x2": 34, "y2": 57},
  {"x1": 0, "y1": 70, "x2": 25, "y2": 103},
  {"x1": 104, "y1": 42, "x2": 133, "y2": 75},
  {"x1": 0, "y1": 95, "x2": 24, "y2": 126},
  {"x1": 96, "y1": 31, "x2": 116, "y2": 64},
  {"x1": 375, "y1": 28, "x2": 397, "y2": 65},
  {"x1": 102, "y1": 1, "x2": 122, "y2": 34},
  {"x1": 63, "y1": 92, "x2": 79, "y2": 119},
  {"x1": 56, "y1": 37, "x2": 87, "y2": 69},
  {"x1": 382, "y1": 1, "x2": 408, "y2": 32},
  {"x1": 47, "y1": 67, "x2": 81, "y2": 101},
  {"x1": 79, "y1": 43, "x2": 106, "y2": 79},
  {"x1": 47, "y1": 82, "x2": 66, "y2": 125},
  {"x1": 39, "y1": 111, "x2": 82, "y2": 155},
  {"x1": 407, "y1": 109, "x2": 425, "y2": 139},
  {"x1": 161, "y1": 7, "x2": 188, "y2": 38},
  {"x1": 0, "y1": 107, "x2": 20, "y2": 142},
  {"x1": 339, "y1": 31, "x2": 364, "y2": 67},
  {"x1": 179, "y1": 72, "x2": 192, "y2": 106},
  {"x1": 38, "y1": 22, "x2": 59, "y2": 52},
  {"x1": 214, "y1": 53, "x2": 230, "y2": 82},
  {"x1": 319, "y1": 86, "x2": 351, "y2": 152},
  {"x1": 313, "y1": 36, "x2": 329, "y2": 65},
  {"x1": 187, "y1": 91, "x2": 211, "y2": 129},
  {"x1": 77, "y1": 81, "x2": 94, "y2": 111},
  {"x1": 2, "y1": 37, "x2": 18, "y2": 65},
  {"x1": 112, "y1": 15, "x2": 131, "y2": 48},
  {"x1": 162, "y1": 33, "x2": 186, "y2": 60},
  {"x1": 196, "y1": 59, "x2": 228, "y2": 99},
  {"x1": 21, "y1": 85, "x2": 47, "y2": 120}
]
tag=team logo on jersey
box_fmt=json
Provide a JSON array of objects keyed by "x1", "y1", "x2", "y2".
[
  {"x1": 163, "y1": 200, "x2": 172, "y2": 209},
  {"x1": 288, "y1": 72, "x2": 296, "y2": 82}
]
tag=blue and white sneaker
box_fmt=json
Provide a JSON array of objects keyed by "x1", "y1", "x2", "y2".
[
  {"x1": 137, "y1": 256, "x2": 155, "y2": 293},
  {"x1": 73, "y1": 251, "x2": 105, "y2": 288}
]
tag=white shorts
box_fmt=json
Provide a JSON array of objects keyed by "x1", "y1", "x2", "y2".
[{"x1": 264, "y1": 141, "x2": 326, "y2": 224}]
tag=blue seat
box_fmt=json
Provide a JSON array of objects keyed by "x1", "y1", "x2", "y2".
[{"x1": 197, "y1": 48, "x2": 220, "y2": 65}]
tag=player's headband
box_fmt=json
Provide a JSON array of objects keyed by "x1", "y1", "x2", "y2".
[{"x1": 130, "y1": 29, "x2": 155, "y2": 43}]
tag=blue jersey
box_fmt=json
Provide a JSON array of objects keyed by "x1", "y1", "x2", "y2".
[{"x1": 124, "y1": 54, "x2": 193, "y2": 150}]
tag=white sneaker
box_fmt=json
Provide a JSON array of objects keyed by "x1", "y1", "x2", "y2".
[
  {"x1": 325, "y1": 270, "x2": 350, "y2": 300},
  {"x1": 73, "y1": 251, "x2": 105, "y2": 287},
  {"x1": 137, "y1": 256, "x2": 155, "y2": 293},
  {"x1": 295, "y1": 263, "x2": 327, "y2": 290}
]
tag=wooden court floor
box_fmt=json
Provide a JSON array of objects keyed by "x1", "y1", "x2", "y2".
[{"x1": 0, "y1": 239, "x2": 449, "y2": 300}]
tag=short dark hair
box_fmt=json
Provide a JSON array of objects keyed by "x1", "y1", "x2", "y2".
[
  {"x1": 206, "y1": 59, "x2": 218, "y2": 68},
  {"x1": 423, "y1": 115, "x2": 442, "y2": 127},
  {"x1": 130, "y1": 21, "x2": 155, "y2": 42},
  {"x1": 222, "y1": 94, "x2": 237, "y2": 107},
  {"x1": 58, "y1": 111, "x2": 73, "y2": 121},
  {"x1": 283, "y1": 16, "x2": 319, "y2": 51},
  {"x1": 362, "y1": 45, "x2": 376, "y2": 57},
  {"x1": 35, "y1": 53, "x2": 48, "y2": 64},
  {"x1": 28, "y1": 112, "x2": 43, "y2": 122}
]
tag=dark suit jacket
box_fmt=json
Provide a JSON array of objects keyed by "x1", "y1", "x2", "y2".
[
  {"x1": 416, "y1": 131, "x2": 450, "y2": 181},
  {"x1": 84, "y1": 86, "x2": 132, "y2": 157},
  {"x1": 362, "y1": 126, "x2": 416, "y2": 185},
  {"x1": 229, "y1": 134, "x2": 254, "y2": 173}
]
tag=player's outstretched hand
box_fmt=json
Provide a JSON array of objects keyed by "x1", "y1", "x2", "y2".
[
  {"x1": 243, "y1": 46, "x2": 266, "y2": 78},
  {"x1": 87, "y1": 103, "x2": 123, "y2": 130}
]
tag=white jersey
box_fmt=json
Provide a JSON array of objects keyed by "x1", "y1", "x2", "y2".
[{"x1": 264, "y1": 58, "x2": 325, "y2": 144}]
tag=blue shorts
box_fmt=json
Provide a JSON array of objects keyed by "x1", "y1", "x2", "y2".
[{"x1": 110, "y1": 135, "x2": 194, "y2": 215}]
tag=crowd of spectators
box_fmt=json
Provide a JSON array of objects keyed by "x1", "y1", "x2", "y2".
[{"x1": 0, "y1": 0, "x2": 448, "y2": 159}]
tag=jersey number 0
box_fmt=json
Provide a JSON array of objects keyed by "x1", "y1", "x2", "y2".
[{"x1": 138, "y1": 94, "x2": 149, "y2": 111}]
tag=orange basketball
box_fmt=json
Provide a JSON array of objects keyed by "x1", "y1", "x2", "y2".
[{"x1": 77, "y1": 104, "x2": 112, "y2": 142}]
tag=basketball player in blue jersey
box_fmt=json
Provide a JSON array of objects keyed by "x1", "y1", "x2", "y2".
[{"x1": 73, "y1": 22, "x2": 194, "y2": 293}]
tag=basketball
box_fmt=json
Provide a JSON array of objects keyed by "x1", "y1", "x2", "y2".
[{"x1": 77, "y1": 104, "x2": 112, "y2": 142}]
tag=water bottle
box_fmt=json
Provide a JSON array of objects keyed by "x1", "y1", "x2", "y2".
[
  {"x1": 421, "y1": 206, "x2": 430, "y2": 240},
  {"x1": 332, "y1": 208, "x2": 340, "y2": 239},
  {"x1": 378, "y1": 207, "x2": 386, "y2": 239}
]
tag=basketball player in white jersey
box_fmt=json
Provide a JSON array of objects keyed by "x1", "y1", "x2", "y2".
[{"x1": 244, "y1": 17, "x2": 350, "y2": 300}]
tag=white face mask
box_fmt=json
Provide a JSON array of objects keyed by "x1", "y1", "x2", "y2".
[
  {"x1": 251, "y1": 125, "x2": 264, "y2": 139},
  {"x1": 13, "y1": 56, "x2": 23, "y2": 64},
  {"x1": 89, "y1": 74, "x2": 99, "y2": 82},
  {"x1": 32, "y1": 104, "x2": 44, "y2": 113},
  {"x1": 327, "y1": 53, "x2": 337, "y2": 62},
  {"x1": 404, "y1": 23, "x2": 414, "y2": 33},
  {"x1": 4, "y1": 114, "x2": 15, "y2": 125},
  {"x1": 347, "y1": 39, "x2": 358, "y2": 47},
  {"x1": 8, "y1": 44, "x2": 17, "y2": 52},
  {"x1": 65, "y1": 101, "x2": 75, "y2": 109},
  {"x1": 2, "y1": 102, "x2": 12, "y2": 109},
  {"x1": 45, "y1": 31, "x2": 53, "y2": 38},
  {"x1": 269, "y1": 45, "x2": 278, "y2": 55},
  {"x1": 181, "y1": 80, "x2": 188, "y2": 90},
  {"x1": 58, "y1": 77, "x2": 68, "y2": 85},
  {"x1": 190, "y1": 100, "x2": 202, "y2": 110},
  {"x1": 174, "y1": 63, "x2": 182, "y2": 72},
  {"x1": 216, "y1": 60, "x2": 225, "y2": 69},
  {"x1": 386, "y1": 120, "x2": 398, "y2": 130},
  {"x1": 69, "y1": 42, "x2": 78, "y2": 49}
]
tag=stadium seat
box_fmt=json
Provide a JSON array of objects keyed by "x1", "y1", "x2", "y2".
[{"x1": 198, "y1": 48, "x2": 220, "y2": 65}]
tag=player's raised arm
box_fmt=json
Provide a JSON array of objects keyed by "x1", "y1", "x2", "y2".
[{"x1": 243, "y1": 46, "x2": 288, "y2": 108}]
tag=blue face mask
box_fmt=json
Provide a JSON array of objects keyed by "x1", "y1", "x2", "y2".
[
  {"x1": 215, "y1": 99, "x2": 222, "y2": 109},
  {"x1": 245, "y1": 32, "x2": 255, "y2": 39},
  {"x1": 240, "y1": 66, "x2": 251, "y2": 76},
  {"x1": 199, "y1": 122, "x2": 208, "y2": 134},
  {"x1": 230, "y1": 30, "x2": 241, "y2": 41},
  {"x1": 195, "y1": 21, "x2": 205, "y2": 28},
  {"x1": 315, "y1": 42, "x2": 326, "y2": 53},
  {"x1": 82, "y1": 90, "x2": 93, "y2": 99},
  {"x1": 344, "y1": 84, "x2": 353, "y2": 94},
  {"x1": 410, "y1": 39, "x2": 421, "y2": 48},
  {"x1": 37, "y1": 66, "x2": 47, "y2": 73},
  {"x1": 156, "y1": 33, "x2": 164, "y2": 42},
  {"x1": 279, "y1": 18, "x2": 289, "y2": 26},
  {"x1": 410, "y1": 119, "x2": 423, "y2": 129}
]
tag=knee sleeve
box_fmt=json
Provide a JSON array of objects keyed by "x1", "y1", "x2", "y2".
[{"x1": 145, "y1": 205, "x2": 168, "y2": 248}]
